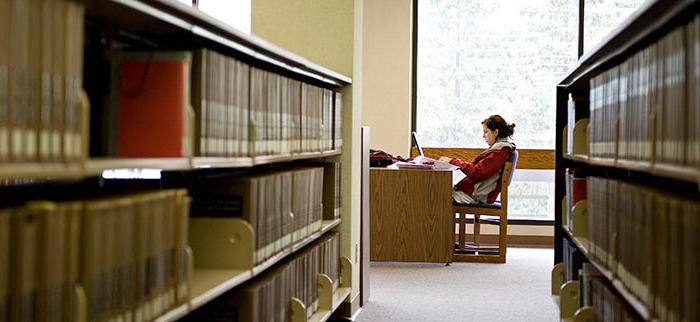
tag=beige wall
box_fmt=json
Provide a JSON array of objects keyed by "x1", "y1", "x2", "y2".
[
  {"x1": 361, "y1": 0, "x2": 413, "y2": 157},
  {"x1": 252, "y1": 0, "x2": 364, "y2": 300},
  {"x1": 252, "y1": 0, "x2": 353, "y2": 77}
]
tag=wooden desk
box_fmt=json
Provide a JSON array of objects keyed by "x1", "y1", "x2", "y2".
[{"x1": 370, "y1": 168, "x2": 453, "y2": 263}]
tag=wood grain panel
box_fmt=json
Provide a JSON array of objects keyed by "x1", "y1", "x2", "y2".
[
  {"x1": 411, "y1": 147, "x2": 554, "y2": 169},
  {"x1": 369, "y1": 168, "x2": 453, "y2": 263}
]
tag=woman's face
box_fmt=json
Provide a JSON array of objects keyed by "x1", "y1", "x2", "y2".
[{"x1": 482, "y1": 124, "x2": 499, "y2": 146}]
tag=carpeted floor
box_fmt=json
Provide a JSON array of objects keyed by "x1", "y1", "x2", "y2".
[{"x1": 354, "y1": 248, "x2": 559, "y2": 322}]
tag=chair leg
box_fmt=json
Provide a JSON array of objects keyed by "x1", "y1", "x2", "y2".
[
  {"x1": 473, "y1": 214, "x2": 480, "y2": 246},
  {"x1": 498, "y1": 215, "x2": 507, "y2": 260},
  {"x1": 458, "y1": 212, "x2": 465, "y2": 250}
]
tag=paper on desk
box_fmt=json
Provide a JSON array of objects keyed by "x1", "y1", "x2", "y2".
[
  {"x1": 413, "y1": 156, "x2": 454, "y2": 170},
  {"x1": 412, "y1": 156, "x2": 466, "y2": 186},
  {"x1": 393, "y1": 161, "x2": 433, "y2": 169}
]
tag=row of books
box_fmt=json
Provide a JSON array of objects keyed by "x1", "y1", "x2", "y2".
[
  {"x1": 590, "y1": 278, "x2": 643, "y2": 322},
  {"x1": 586, "y1": 15, "x2": 700, "y2": 167},
  {"x1": 187, "y1": 165, "x2": 339, "y2": 265},
  {"x1": 298, "y1": 161, "x2": 342, "y2": 221},
  {"x1": 0, "y1": 0, "x2": 85, "y2": 164},
  {"x1": 113, "y1": 48, "x2": 343, "y2": 159},
  {"x1": 193, "y1": 49, "x2": 249, "y2": 158},
  {"x1": 184, "y1": 231, "x2": 341, "y2": 322},
  {"x1": 0, "y1": 189, "x2": 191, "y2": 322},
  {"x1": 587, "y1": 176, "x2": 700, "y2": 322}
]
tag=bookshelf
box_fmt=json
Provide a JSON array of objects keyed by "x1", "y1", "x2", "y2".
[
  {"x1": 555, "y1": 1, "x2": 699, "y2": 321},
  {"x1": 0, "y1": 0, "x2": 356, "y2": 322},
  {"x1": 156, "y1": 219, "x2": 345, "y2": 322}
]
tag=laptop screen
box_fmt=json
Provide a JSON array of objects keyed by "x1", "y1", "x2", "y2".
[{"x1": 411, "y1": 131, "x2": 424, "y2": 156}]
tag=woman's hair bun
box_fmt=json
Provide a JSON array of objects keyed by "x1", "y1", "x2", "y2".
[{"x1": 506, "y1": 123, "x2": 515, "y2": 136}]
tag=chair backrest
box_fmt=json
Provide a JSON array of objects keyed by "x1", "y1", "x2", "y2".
[
  {"x1": 505, "y1": 150, "x2": 519, "y2": 186},
  {"x1": 500, "y1": 150, "x2": 518, "y2": 208}
]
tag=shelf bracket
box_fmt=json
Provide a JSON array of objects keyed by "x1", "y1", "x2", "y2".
[
  {"x1": 551, "y1": 263, "x2": 564, "y2": 295},
  {"x1": 317, "y1": 273, "x2": 333, "y2": 310},
  {"x1": 571, "y1": 201, "x2": 588, "y2": 238},
  {"x1": 573, "y1": 306, "x2": 593, "y2": 322},
  {"x1": 189, "y1": 217, "x2": 255, "y2": 269},
  {"x1": 75, "y1": 284, "x2": 87, "y2": 322},
  {"x1": 340, "y1": 256, "x2": 353, "y2": 288},
  {"x1": 560, "y1": 281, "x2": 580, "y2": 319},
  {"x1": 290, "y1": 297, "x2": 307, "y2": 322}
]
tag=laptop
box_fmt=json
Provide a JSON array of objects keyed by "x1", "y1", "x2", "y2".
[
  {"x1": 411, "y1": 131, "x2": 466, "y2": 186},
  {"x1": 411, "y1": 131, "x2": 424, "y2": 156}
]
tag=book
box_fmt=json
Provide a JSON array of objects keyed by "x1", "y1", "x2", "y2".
[
  {"x1": 35, "y1": 201, "x2": 65, "y2": 322},
  {"x1": 8, "y1": 0, "x2": 30, "y2": 162},
  {"x1": 333, "y1": 91, "x2": 342, "y2": 150},
  {"x1": 578, "y1": 263, "x2": 601, "y2": 307},
  {"x1": 38, "y1": 0, "x2": 53, "y2": 161},
  {"x1": 0, "y1": 208, "x2": 10, "y2": 322},
  {"x1": 0, "y1": 0, "x2": 10, "y2": 162},
  {"x1": 392, "y1": 161, "x2": 433, "y2": 169},
  {"x1": 115, "y1": 51, "x2": 192, "y2": 157},
  {"x1": 50, "y1": 0, "x2": 66, "y2": 161},
  {"x1": 63, "y1": 201, "x2": 81, "y2": 322},
  {"x1": 12, "y1": 204, "x2": 39, "y2": 322}
]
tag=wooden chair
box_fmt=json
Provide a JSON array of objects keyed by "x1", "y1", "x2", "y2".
[{"x1": 453, "y1": 150, "x2": 519, "y2": 263}]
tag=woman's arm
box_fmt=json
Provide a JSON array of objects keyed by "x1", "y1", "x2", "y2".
[{"x1": 449, "y1": 149, "x2": 511, "y2": 182}]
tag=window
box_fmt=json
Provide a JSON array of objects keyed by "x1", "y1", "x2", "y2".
[
  {"x1": 416, "y1": 0, "x2": 578, "y2": 149},
  {"x1": 416, "y1": 0, "x2": 642, "y2": 221},
  {"x1": 197, "y1": 0, "x2": 252, "y2": 34},
  {"x1": 508, "y1": 169, "x2": 555, "y2": 220},
  {"x1": 415, "y1": 0, "x2": 644, "y2": 149},
  {"x1": 583, "y1": 0, "x2": 645, "y2": 54}
]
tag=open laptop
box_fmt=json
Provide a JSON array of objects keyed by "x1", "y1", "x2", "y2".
[
  {"x1": 411, "y1": 131, "x2": 424, "y2": 156},
  {"x1": 411, "y1": 131, "x2": 466, "y2": 186}
]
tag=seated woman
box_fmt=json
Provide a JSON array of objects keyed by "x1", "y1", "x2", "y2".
[{"x1": 438, "y1": 115, "x2": 516, "y2": 204}]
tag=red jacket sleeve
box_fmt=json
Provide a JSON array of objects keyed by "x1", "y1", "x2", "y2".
[{"x1": 449, "y1": 149, "x2": 511, "y2": 182}]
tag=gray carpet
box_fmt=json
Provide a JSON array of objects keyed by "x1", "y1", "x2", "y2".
[{"x1": 355, "y1": 248, "x2": 559, "y2": 322}]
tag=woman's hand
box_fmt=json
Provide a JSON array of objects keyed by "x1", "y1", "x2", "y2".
[{"x1": 438, "y1": 156, "x2": 452, "y2": 163}]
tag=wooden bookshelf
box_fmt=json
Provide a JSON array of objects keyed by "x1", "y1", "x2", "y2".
[
  {"x1": 555, "y1": 1, "x2": 700, "y2": 321},
  {"x1": 559, "y1": 0, "x2": 695, "y2": 87},
  {"x1": 86, "y1": 158, "x2": 192, "y2": 175},
  {"x1": 191, "y1": 157, "x2": 255, "y2": 169},
  {"x1": 154, "y1": 219, "x2": 344, "y2": 322},
  {"x1": 561, "y1": 155, "x2": 699, "y2": 185},
  {"x1": 613, "y1": 159, "x2": 652, "y2": 173},
  {"x1": 559, "y1": 230, "x2": 653, "y2": 321},
  {"x1": 1, "y1": 152, "x2": 342, "y2": 180},
  {"x1": 0, "y1": 0, "x2": 354, "y2": 321},
  {"x1": 0, "y1": 162, "x2": 83, "y2": 180},
  {"x1": 86, "y1": 0, "x2": 351, "y2": 88},
  {"x1": 586, "y1": 250, "x2": 651, "y2": 321},
  {"x1": 307, "y1": 287, "x2": 352, "y2": 322},
  {"x1": 562, "y1": 229, "x2": 590, "y2": 258}
]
